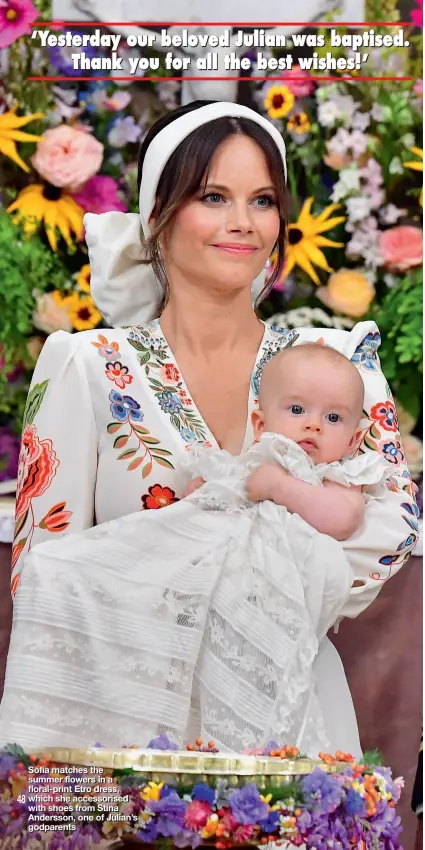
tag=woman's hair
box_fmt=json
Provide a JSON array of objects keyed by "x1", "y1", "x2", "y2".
[{"x1": 137, "y1": 100, "x2": 288, "y2": 308}]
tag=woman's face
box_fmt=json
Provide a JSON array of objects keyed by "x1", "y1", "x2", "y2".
[{"x1": 161, "y1": 135, "x2": 281, "y2": 297}]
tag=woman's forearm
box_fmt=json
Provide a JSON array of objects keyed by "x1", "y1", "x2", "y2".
[{"x1": 269, "y1": 473, "x2": 364, "y2": 541}]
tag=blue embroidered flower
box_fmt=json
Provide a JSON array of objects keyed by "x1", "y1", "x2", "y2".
[
  {"x1": 351, "y1": 332, "x2": 381, "y2": 372},
  {"x1": 180, "y1": 428, "x2": 196, "y2": 443},
  {"x1": 110, "y1": 391, "x2": 144, "y2": 423},
  {"x1": 382, "y1": 439, "x2": 404, "y2": 465},
  {"x1": 158, "y1": 392, "x2": 183, "y2": 414}
]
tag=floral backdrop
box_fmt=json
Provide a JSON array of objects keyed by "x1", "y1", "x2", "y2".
[{"x1": 0, "y1": 0, "x2": 423, "y2": 492}]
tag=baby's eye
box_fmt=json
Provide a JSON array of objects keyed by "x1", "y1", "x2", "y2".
[
  {"x1": 290, "y1": 405, "x2": 304, "y2": 415},
  {"x1": 327, "y1": 412, "x2": 341, "y2": 423}
]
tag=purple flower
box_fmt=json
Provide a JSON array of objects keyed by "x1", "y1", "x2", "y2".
[
  {"x1": 147, "y1": 733, "x2": 179, "y2": 751},
  {"x1": 138, "y1": 820, "x2": 158, "y2": 842},
  {"x1": 345, "y1": 788, "x2": 367, "y2": 816},
  {"x1": 258, "y1": 809, "x2": 280, "y2": 833},
  {"x1": 192, "y1": 783, "x2": 215, "y2": 805},
  {"x1": 263, "y1": 739, "x2": 280, "y2": 755},
  {"x1": 150, "y1": 790, "x2": 187, "y2": 837},
  {"x1": 228, "y1": 785, "x2": 269, "y2": 824},
  {"x1": 0, "y1": 752, "x2": 17, "y2": 780},
  {"x1": 173, "y1": 827, "x2": 202, "y2": 848},
  {"x1": 301, "y1": 768, "x2": 342, "y2": 816},
  {"x1": 48, "y1": 31, "x2": 98, "y2": 76},
  {"x1": 0, "y1": 427, "x2": 20, "y2": 483}
]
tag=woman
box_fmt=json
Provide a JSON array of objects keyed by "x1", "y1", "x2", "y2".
[{"x1": 2, "y1": 101, "x2": 417, "y2": 753}]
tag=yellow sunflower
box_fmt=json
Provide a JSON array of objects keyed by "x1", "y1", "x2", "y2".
[
  {"x1": 264, "y1": 84, "x2": 295, "y2": 119},
  {"x1": 404, "y1": 146, "x2": 423, "y2": 206},
  {"x1": 77, "y1": 264, "x2": 91, "y2": 293},
  {"x1": 287, "y1": 111, "x2": 311, "y2": 135},
  {"x1": 0, "y1": 105, "x2": 44, "y2": 172},
  {"x1": 7, "y1": 184, "x2": 84, "y2": 251},
  {"x1": 51, "y1": 290, "x2": 75, "y2": 307},
  {"x1": 66, "y1": 292, "x2": 102, "y2": 331},
  {"x1": 285, "y1": 198, "x2": 345, "y2": 285}
]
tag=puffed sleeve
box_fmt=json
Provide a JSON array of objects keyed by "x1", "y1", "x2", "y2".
[
  {"x1": 10, "y1": 331, "x2": 97, "y2": 597},
  {"x1": 338, "y1": 327, "x2": 419, "y2": 619}
]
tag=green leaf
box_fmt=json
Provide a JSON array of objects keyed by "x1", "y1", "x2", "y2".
[
  {"x1": 128, "y1": 339, "x2": 148, "y2": 353},
  {"x1": 142, "y1": 460, "x2": 153, "y2": 479},
  {"x1": 113, "y1": 434, "x2": 130, "y2": 449},
  {"x1": 140, "y1": 436, "x2": 161, "y2": 445},
  {"x1": 150, "y1": 447, "x2": 173, "y2": 456},
  {"x1": 152, "y1": 456, "x2": 174, "y2": 470},
  {"x1": 138, "y1": 350, "x2": 151, "y2": 366},
  {"x1": 127, "y1": 456, "x2": 145, "y2": 471},
  {"x1": 171, "y1": 414, "x2": 180, "y2": 430},
  {"x1": 107, "y1": 422, "x2": 123, "y2": 434},
  {"x1": 132, "y1": 424, "x2": 150, "y2": 436},
  {"x1": 22, "y1": 380, "x2": 49, "y2": 430},
  {"x1": 118, "y1": 449, "x2": 137, "y2": 460}
]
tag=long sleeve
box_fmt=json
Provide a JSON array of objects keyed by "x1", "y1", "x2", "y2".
[{"x1": 11, "y1": 331, "x2": 97, "y2": 597}]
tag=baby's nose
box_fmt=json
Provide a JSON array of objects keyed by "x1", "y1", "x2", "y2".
[{"x1": 305, "y1": 420, "x2": 321, "y2": 433}]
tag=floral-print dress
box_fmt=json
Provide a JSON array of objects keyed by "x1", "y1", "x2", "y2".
[{"x1": 7, "y1": 318, "x2": 418, "y2": 752}]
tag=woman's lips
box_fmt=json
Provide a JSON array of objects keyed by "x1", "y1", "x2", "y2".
[{"x1": 212, "y1": 243, "x2": 258, "y2": 255}]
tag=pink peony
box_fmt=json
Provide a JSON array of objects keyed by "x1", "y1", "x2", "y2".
[
  {"x1": 183, "y1": 801, "x2": 212, "y2": 830},
  {"x1": 281, "y1": 65, "x2": 314, "y2": 97},
  {"x1": 411, "y1": 0, "x2": 423, "y2": 27},
  {"x1": 379, "y1": 225, "x2": 423, "y2": 273},
  {"x1": 31, "y1": 124, "x2": 104, "y2": 192},
  {"x1": 73, "y1": 175, "x2": 127, "y2": 214},
  {"x1": 0, "y1": 0, "x2": 37, "y2": 49}
]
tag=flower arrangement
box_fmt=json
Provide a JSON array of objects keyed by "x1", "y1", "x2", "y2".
[
  {"x1": 0, "y1": 738, "x2": 405, "y2": 849},
  {"x1": 0, "y1": 0, "x2": 422, "y2": 491}
]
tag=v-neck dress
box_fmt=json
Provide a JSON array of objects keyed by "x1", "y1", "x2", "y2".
[{"x1": 7, "y1": 319, "x2": 417, "y2": 756}]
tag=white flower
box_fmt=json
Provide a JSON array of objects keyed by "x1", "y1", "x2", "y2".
[
  {"x1": 351, "y1": 111, "x2": 371, "y2": 131},
  {"x1": 346, "y1": 196, "x2": 373, "y2": 222},
  {"x1": 402, "y1": 132, "x2": 415, "y2": 148},
  {"x1": 108, "y1": 116, "x2": 142, "y2": 148},
  {"x1": 384, "y1": 273, "x2": 399, "y2": 288},
  {"x1": 380, "y1": 204, "x2": 406, "y2": 225},
  {"x1": 389, "y1": 156, "x2": 404, "y2": 175},
  {"x1": 331, "y1": 166, "x2": 361, "y2": 202},
  {"x1": 317, "y1": 100, "x2": 340, "y2": 127},
  {"x1": 157, "y1": 80, "x2": 180, "y2": 109},
  {"x1": 371, "y1": 103, "x2": 385, "y2": 122}
]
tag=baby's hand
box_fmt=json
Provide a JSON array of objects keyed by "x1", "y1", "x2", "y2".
[
  {"x1": 247, "y1": 464, "x2": 288, "y2": 503},
  {"x1": 181, "y1": 476, "x2": 205, "y2": 498}
]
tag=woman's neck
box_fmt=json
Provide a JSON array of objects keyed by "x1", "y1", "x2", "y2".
[{"x1": 159, "y1": 286, "x2": 263, "y2": 357}]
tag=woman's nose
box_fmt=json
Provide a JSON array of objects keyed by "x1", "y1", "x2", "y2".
[{"x1": 226, "y1": 201, "x2": 253, "y2": 233}]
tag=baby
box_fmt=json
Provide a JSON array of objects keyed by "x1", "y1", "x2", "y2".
[{"x1": 186, "y1": 342, "x2": 366, "y2": 542}]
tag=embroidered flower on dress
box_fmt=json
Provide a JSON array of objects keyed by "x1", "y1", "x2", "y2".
[
  {"x1": 109, "y1": 391, "x2": 144, "y2": 423},
  {"x1": 157, "y1": 392, "x2": 183, "y2": 415},
  {"x1": 351, "y1": 331, "x2": 381, "y2": 371},
  {"x1": 369, "y1": 401, "x2": 398, "y2": 432},
  {"x1": 381, "y1": 439, "x2": 404, "y2": 466},
  {"x1": 16, "y1": 423, "x2": 59, "y2": 521},
  {"x1": 141, "y1": 484, "x2": 179, "y2": 510},
  {"x1": 105, "y1": 361, "x2": 133, "y2": 389}
]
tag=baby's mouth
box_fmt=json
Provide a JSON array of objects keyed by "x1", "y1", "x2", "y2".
[{"x1": 298, "y1": 438, "x2": 318, "y2": 451}]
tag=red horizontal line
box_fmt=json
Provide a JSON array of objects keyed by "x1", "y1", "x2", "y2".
[
  {"x1": 27, "y1": 75, "x2": 413, "y2": 82},
  {"x1": 30, "y1": 20, "x2": 412, "y2": 27}
]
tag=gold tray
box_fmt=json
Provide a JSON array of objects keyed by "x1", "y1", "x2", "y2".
[{"x1": 33, "y1": 747, "x2": 345, "y2": 779}]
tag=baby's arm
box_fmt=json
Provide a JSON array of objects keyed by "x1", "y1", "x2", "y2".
[
  {"x1": 247, "y1": 464, "x2": 364, "y2": 541},
  {"x1": 181, "y1": 476, "x2": 205, "y2": 498}
]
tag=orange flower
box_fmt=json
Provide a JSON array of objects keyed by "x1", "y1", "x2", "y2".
[
  {"x1": 39, "y1": 501, "x2": 72, "y2": 532},
  {"x1": 141, "y1": 484, "x2": 179, "y2": 510},
  {"x1": 15, "y1": 424, "x2": 59, "y2": 521}
]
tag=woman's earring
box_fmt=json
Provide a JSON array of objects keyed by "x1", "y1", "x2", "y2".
[{"x1": 265, "y1": 258, "x2": 272, "y2": 269}]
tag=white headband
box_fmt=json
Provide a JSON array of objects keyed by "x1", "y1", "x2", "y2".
[{"x1": 85, "y1": 102, "x2": 287, "y2": 327}]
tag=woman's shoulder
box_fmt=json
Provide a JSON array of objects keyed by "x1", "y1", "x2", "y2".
[{"x1": 41, "y1": 325, "x2": 143, "y2": 360}]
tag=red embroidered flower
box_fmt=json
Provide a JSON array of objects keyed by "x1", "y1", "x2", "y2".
[
  {"x1": 39, "y1": 501, "x2": 72, "y2": 533},
  {"x1": 161, "y1": 363, "x2": 180, "y2": 383},
  {"x1": 105, "y1": 361, "x2": 133, "y2": 389},
  {"x1": 141, "y1": 484, "x2": 179, "y2": 510},
  {"x1": 370, "y1": 401, "x2": 398, "y2": 432},
  {"x1": 15, "y1": 424, "x2": 59, "y2": 522}
]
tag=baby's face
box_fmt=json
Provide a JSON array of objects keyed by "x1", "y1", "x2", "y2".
[{"x1": 254, "y1": 356, "x2": 362, "y2": 464}]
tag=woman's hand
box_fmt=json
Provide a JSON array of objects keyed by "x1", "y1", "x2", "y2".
[
  {"x1": 246, "y1": 464, "x2": 289, "y2": 503},
  {"x1": 181, "y1": 476, "x2": 205, "y2": 498}
]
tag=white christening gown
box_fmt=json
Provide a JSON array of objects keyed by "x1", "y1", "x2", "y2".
[{"x1": 0, "y1": 433, "x2": 389, "y2": 757}]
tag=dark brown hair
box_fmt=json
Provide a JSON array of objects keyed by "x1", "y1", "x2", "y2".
[{"x1": 137, "y1": 100, "x2": 288, "y2": 310}]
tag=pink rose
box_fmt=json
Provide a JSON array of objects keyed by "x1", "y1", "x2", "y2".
[
  {"x1": 379, "y1": 225, "x2": 423, "y2": 273},
  {"x1": 73, "y1": 175, "x2": 127, "y2": 214},
  {"x1": 31, "y1": 124, "x2": 104, "y2": 192},
  {"x1": 281, "y1": 65, "x2": 314, "y2": 97}
]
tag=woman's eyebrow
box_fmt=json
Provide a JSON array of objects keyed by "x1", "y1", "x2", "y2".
[{"x1": 204, "y1": 182, "x2": 277, "y2": 193}]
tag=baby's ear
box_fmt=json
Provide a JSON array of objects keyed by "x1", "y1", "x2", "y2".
[{"x1": 251, "y1": 409, "x2": 265, "y2": 441}]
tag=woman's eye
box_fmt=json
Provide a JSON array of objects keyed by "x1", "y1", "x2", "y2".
[
  {"x1": 291, "y1": 405, "x2": 304, "y2": 415},
  {"x1": 254, "y1": 195, "x2": 276, "y2": 208},
  {"x1": 201, "y1": 193, "x2": 223, "y2": 204},
  {"x1": 327, "y1": 412, "x2": 341, "y2": 423}
]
